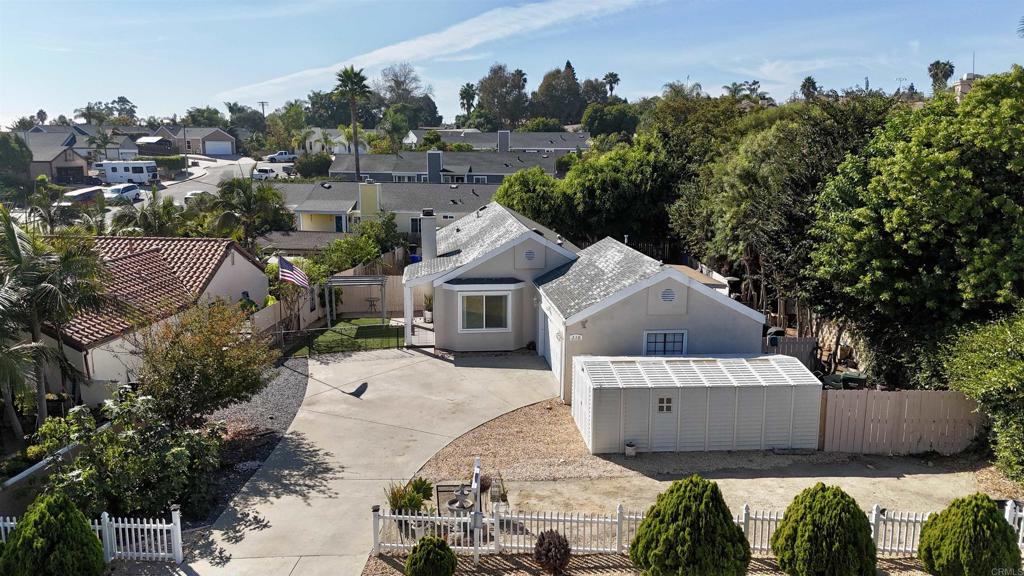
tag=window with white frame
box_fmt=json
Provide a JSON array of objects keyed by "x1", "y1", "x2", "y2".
[
  {"x1": 657, "y1": 396, "x2": 673, "y2": 413},
  {"x1": 460, "y1": 292, "x2": 509, "y2": 331},
  {"x1": 645, "y1": 330, "x2": 687, "y2": 356},
  {"x1": 473, "y1": 176, "x2": 487, "y2": 183}
]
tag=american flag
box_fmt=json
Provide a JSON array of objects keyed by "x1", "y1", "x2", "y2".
[{"x1": 278, "y1": 256, "x2": 310, "y2": 288}]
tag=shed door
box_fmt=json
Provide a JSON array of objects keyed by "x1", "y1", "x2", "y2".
[{"x1": 650, "y1": 390, "x2": 679, "y2": 451}]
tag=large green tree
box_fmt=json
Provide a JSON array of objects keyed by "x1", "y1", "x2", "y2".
[
  {"x1": 530, "y1": 61, "x2": 585, "y2": 124},
  {"x1": 474, "y1": 63, "x2": 530, "y2": 129},
  {"x1": 809, "y1": 65, "x2": 1024, "y2": 386},
  {"x1": 211, "y1": 178, "x2": 291, "y2": 251}
]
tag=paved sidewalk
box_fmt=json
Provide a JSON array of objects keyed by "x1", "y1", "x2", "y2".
[{"x1": 182, "y1": 349, "x2": 556, "y2": 575}]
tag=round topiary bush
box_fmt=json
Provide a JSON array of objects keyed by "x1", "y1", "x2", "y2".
[
  {"x1": 918, "y1": 492, "x2": 1021, "y2": 575},
  {"x1": 533, "y1": 530, "x2": 570, "y2": 574},
  {"x1": 629, "y1": 475, "x2": 750, "y2": 575},
  {"x1": 0, "y1": 491, "x2": 105, "y2": 576},
  {"x1": 405, "y1": 535, "x2": 456, "y2": 576},
  {"x1": 770, "y1": 483, "x2": 875, "y2": 576}
]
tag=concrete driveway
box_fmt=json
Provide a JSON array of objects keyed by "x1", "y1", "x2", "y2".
[{"x1": 185, "y1": 349, "x2": 556, "y2": 575}]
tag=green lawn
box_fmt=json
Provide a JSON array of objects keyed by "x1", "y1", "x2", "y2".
[{"x1": 295, "y1": 317, "x2": 403, "y2": 356}]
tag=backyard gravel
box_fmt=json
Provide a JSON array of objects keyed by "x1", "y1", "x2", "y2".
[{"x1": 188, "y1": 356, "x2": 308, "y2": 528}]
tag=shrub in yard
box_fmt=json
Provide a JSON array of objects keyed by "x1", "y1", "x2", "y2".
[
  {"x1": 385, "y1": 481, "x2": 424, "y2": 512},
  {"x1": 629, "y1": 475, "x2": 750, "y2": 575},
  {"x1": 405, "y1": 535, "x2": 456, "y2": 576},
  {"x1": 294, "y1": 152, "x2": 332, "y2": 177},
  {"x1": 533, "y1": 529, "x2": 571, "y2": 574},
  {"x1": 770, "y1": 483, "x2": 875, "y2": 576},
  {"x1": 410, "y1": 477, "x2": 434, "y2": 501},
  {"x1": 918, "y1": 492, "x2": 1020, "y2": 575},
  {"x1": 0, "y1": 491, "x2": 104, "y2": 576}
]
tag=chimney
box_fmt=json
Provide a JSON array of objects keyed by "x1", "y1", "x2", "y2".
[
  {"x1": 497, "y1": 130, "x2": 510, "y2": 153},
  {"x1": 359, "y1": 181, "x2": 381, "y2": 221},
  {"x1": 427, "y1": 150, "x2": 443, "y2": 184},
  {"x1": 420, "y1": 208, "x2": 437, "y2": 259}
]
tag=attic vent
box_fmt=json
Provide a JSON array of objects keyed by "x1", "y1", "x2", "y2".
[
  {"x1": 449, "y1": 184, "x2": 458, "y2": 189},
  {"x1": 660, "y1": 288, "x2": 676, "y2": 302},
  {"x1": 524, "y1": 249, "x2": 536, "y2": 261}
]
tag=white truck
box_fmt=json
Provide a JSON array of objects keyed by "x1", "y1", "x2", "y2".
[{"x1": 263, "y1": 151, "x2": 297, "y2": 163}]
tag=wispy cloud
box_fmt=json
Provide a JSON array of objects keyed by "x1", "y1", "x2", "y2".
[
  {"x1": 433, "y1": 51, "x2": 495, "y2": 63},
  {"x1": 216, "y1": 0, "x2": 646, "y2": 101}
]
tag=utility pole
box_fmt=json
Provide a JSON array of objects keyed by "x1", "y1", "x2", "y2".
[
  {"x1": 258, "y1": 101, "x2": 268, "y2": 117},
  {"x1": 896, "y1": 77, "x2": 907, "y2": 92}
]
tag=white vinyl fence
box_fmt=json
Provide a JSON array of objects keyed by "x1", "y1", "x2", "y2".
[
  {"x1": 374, "y1": 501, "x2": 1024, "y2": 560},
  {"x1": 0, "y1": 506, "x2": 183, "y2": 564}
]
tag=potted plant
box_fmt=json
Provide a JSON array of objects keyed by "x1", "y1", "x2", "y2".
[
  {"x1": 423, "y1": 294, "x2": 433, "y2": 323},
  {"x1": 624, "y1": 440, "x2": 637, "y2": 457}
]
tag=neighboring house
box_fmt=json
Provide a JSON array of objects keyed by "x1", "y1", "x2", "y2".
[
  {"x1": 256, "y1": 230, "x2": 350, "y2": 257},
  {"x1": 273, "y1": 180, "x2": 499, "y2": 235},
  {"x1": 404, "y1": 129, "x2": 590, "y2": 152},
  {"x1": 401, "y1": 203, "x2": 765, "y2": 402},
  {"x1": 953, "y1": 73, "x2": 984, "y2": 102},
  {"x1": 27, "y1": 124, "x2": 139, "y2": 161},
  {"x1": 153, "y1": 126, "x2": 236, "y2": 156},
  {"x1": 298, "y1": 127, "x2": 372, "y2": 156},
  {"x1": 42, "y1": 237, "x2": 268, "y2": 406},
  {"x1": 13, "y1": 131, "x2": 89, "y2": 184},
  {"x1": 328, "y1": 149, "x2": 561, "y2": 184}
]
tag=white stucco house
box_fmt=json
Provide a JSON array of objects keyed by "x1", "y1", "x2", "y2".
[
  {"x1": 43, "y1": 237, "x2": 268, "y2": 406},
  {"x1": 402, "y1": 202, "x2": 766, "y2": 402}
]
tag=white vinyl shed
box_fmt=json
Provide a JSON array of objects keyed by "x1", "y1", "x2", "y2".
[{"x1": 571, "y1": 355, "x2": 822, "y2": 454}]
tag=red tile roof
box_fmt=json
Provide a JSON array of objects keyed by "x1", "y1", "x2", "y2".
[
  {"x1": 58, "y1": 249, "x2": 192, "y2": 349},
  {"x1": 91, "y1": 237, "x2": 262, "y2": 295}
]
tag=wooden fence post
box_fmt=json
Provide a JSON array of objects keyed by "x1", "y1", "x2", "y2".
[
  {"x1": 170, "y1": 505, "x2": 183, "y2": 564},
  {"x1": 371, "y1": 505, "x2": 381, "y2": 555},
  {"x1": 493, "y1": 506, "x2": 502, "y2": 554},
  {"x1": 615, "y1": 504, "x2": 625, "y2": 553}
]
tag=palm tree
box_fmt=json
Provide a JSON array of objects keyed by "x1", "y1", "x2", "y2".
[
  {"x1": 664, "y1": 80, "x2": 704, "y2": 98},
  {"x1": 0, "y1": 210, "x2": 107, "y2": 425},
  {"x1": 722, "y1": 82, "x2": 745, "y2": 97},
  {"x1": 339, "y1": 122, "x2": 366, "y2": 155},
  {"x1": 318, "y1": 129, "x2": 336, "y2": 154},
  {"x1": 459, "y1": 83, "x2": 477, "y2": 115},
  {"x1": 86, "y1": 130, "x2": 116, "y2": 161},
  {"x1": 211, "y1": 178, "x2": 285, "y2": 251},
  {"x1": 73, "y1": 103, "x2": 108, "y2": 126},
  {"x1": 334, "y1": 66, "x2": 372, "y2": 182},
  {"x1": 928, "y1": 60, "x2": 955, "y2": 94},
  {"x1": 111, "y1": 188, "x2": 182, "y2": 236},
  {"x1": 0, "y1": 280, "x2": 36, "y2": 439},
  {"x1": 291, "y1": 128, "x2": 315, "y2": 156},
  {"x1": 35, "y1": 110, "x2": 47, "y2": 125},
  {"x1": 603, "y1": 72, "x2": 620, "y2": 96},
  {"x1": 27, "y1": 188, "x2": 78, "y2": 234},
  {"x1": 799, "y1": 76, "x2": 819, "y2": 100}
]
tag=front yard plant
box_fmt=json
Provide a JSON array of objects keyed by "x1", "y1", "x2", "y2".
[
  {"x1": 386, "y1": 480, "x2": 425, "y2": 512},
  {"x1": 405, "y1": 535, "x2": 456, "y2": 576},
  {"x1": 918, "y1": 492, "x2": 1020, "y2": 575},
  {"x1": 533, "y1": 529, "x2": 571, "y2": 574},
  {"x1": 770, "y1": 483, "x2": 875, "y2": 576},
  {"x1": 629, "y1": 475, "x2": 750, "y2": 576},
  {"x1": 0, "y1": 491, "x2": 104, "y2": 576}
]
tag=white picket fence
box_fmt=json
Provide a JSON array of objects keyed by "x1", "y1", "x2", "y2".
[
  {"x1": 374, "y1": 501, "x2": 1024, "y2": 560},
  {"x1": 0, "y1": 506, "x2": 183, "y2": 564}
]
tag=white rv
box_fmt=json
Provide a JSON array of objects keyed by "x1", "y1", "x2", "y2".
[{"x1": 94, "y1": 160, "x2": 159, "y2": 184}]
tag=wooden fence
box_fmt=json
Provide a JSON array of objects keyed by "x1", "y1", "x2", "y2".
[
  {"x1": 822, "y1": 389, "x2": 984, "y2": 455},
  {"x1": 762, "y1": 336, "x2": 818, "y2": 370},
  {"x1": 374, "y1": 502, "x2": 1021, "y2": 560},
  {"x1": 0, "y1": 506, "x2": 182, "y2": 563}
]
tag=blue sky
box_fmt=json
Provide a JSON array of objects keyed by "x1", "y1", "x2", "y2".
[{"x1": 0, "y1": 0, "x2": 1020, "y2": 127}]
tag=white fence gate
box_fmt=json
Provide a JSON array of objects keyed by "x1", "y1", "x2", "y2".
[
  {"x1": 374, "y1": 501, "x2": 1024, "y2": 560},
  {"x1": 0, "y1": 506, "x2": 183, "y2": 564}
]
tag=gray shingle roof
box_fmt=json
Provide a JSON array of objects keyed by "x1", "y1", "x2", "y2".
[
  {"x1": 273, "y1": 182, "x2": 359, "y2": 213},
  {"x1": 161, "y1": 126, "x2": 232, "y2": 139},
  {"x1": 535, "y1": 237, "x2": 664, "y2": 319},
  {"x1": 328, "y1": 151, "x2": 561, "y2": 176},
  {"x1": 403, "y1": 202, "x2": 568, "y2": 283},
  {"x1": 14, "y1": 131, "x2": 76, "y2": 162},
  {"x1": 410, "y1": 130, "x2": 591, "y2": 150},
  {"x1": 272, "y1": 181, "x2": 499, "y2": 214}
]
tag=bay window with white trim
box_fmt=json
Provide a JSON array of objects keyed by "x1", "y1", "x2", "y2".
[{"x1": 459, "y1": 292, "x2": 511, "y2": 332}]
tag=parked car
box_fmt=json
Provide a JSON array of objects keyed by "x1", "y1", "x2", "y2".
[
  {"x1": 263, "y1": 151, "x2": 297, "y2": 163},
  {"x1": 103, "y1": 184, "x2": 142, "y2": 203},
  {"x1": 252, "y1": 167, "x2": 278, "y2": 181},
  {"x1": 183, "y1": 190, "x2": 211, "y2": 205}
]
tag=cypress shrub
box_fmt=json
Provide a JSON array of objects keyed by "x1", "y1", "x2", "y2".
[
  {"x1": 0, "y1": 491, "x2": 104, "y2": 576},
  {"x1": 405, "y1": 535, "x2": 456, "y2": 576},
  {"x1": 770, "y1": 483, "x2": 875, "y2": 576},
  {"x1": 918, "y1": 493, "x2": 1020, "y2": 575},
  {"x1": 629, "y1": 475, "x2": 750, "y2": 575}
]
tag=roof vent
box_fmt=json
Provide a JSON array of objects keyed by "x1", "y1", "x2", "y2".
[
  {"x1": 532, "y1": 228, "x2": 544, "y2": 236},
  {"x1": 556, "y1": 234, "x2": 563, "y2": 246},
  {"x1": 541, "y1": 154, "x2": 549, "y2": 158},
  {"x1": 450, "y1": 199, "x2": 458, "y2": 205},
  {"x1": 449, "y1": 184, "x2": 458, "y2": 189},
  {"x1": 365, "y1": 178, "x2": 374, "y2": 184},
  {"x1": 320, "y1": 182, "x2": 332, "y2": 189}
]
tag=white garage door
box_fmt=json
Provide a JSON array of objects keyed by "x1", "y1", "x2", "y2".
[{"x1": 204, "y1": 140, "x2": 233, "y2": 155}]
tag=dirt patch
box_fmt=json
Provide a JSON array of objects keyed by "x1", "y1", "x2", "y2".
[
  {"x1": 361, "y1": 554, "x2": 926, "y2": 575},
  {"x1": 418, "y1": 400, "x2": 1015, "y2": 515}
]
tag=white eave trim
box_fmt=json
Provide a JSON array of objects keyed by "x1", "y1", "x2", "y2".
[
  {"x1": 562, "y1": 267, "x2": 765, "y2": 326},
  {"x1": 442, "y1": 281, "x2": 525, "y2": 291}
]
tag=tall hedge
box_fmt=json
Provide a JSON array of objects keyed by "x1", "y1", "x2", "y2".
[
  {"x1": 770, "y1": 483, "x2": 875, "y2": 576},
  {"x1": 629, "y1": 475, "x2": 750, "y2": 575},
  {"x1": 918, "y1": 493, "x2": 1020, "y2": 575},
  {"x1": 137, "y1": 155, "x2": 187, "y2": 171},
  {"x1": 0, "y1": 492, "x2": 104, "y2": 576},
  {"x1": 405, "y1": 535, "x2": 456, "y2": 576},
  {"x1": 294, "y1": 152, "x2": 332, "y2": 178}
]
